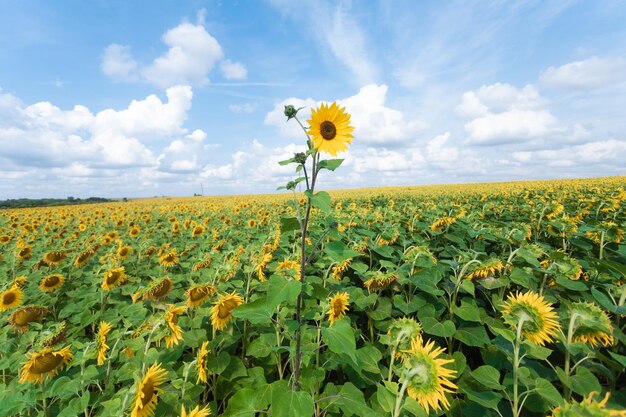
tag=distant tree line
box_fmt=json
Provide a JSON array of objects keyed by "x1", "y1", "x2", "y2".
[{"x1": 0, "y1": 197, "x2": 114, "y2": 209}]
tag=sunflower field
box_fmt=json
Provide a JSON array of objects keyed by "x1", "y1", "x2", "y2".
[{"x1": 1, "y1": 176, "x2": 626, "y2": 417}]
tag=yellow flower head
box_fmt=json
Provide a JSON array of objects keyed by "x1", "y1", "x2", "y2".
[
  {"x1": 19, "y1": 345, "x2": 73, "y2": 384},
  {"x1": 364, "y1": 272, "x2": 398, "y2": 292},
  {"x1": 42, "y1": 250, "x2": 66, "y2": 266},
  {"x1": 130, "y1": 363, "x2": 168, "y2": 417},
  {"x1": 8, "y1": 306, "x2": 48, "y2": 333},
  {"x1": 96, "y1": 321, "x2": 113, "y2": 366},
  {"x1": 327, "y1": 292, "x2": 350, "y2": 325},
  {"x1": 186, "y1": 284, "x2": 216, "y2": 308},
  {"x1": 331, "y1": 258, "x2": 352, "y2": 281},
  {"x1": 211, "y1": 292, "x2": 244, "y2": 331},
  {"x1": 276, "y1": 259, "x2": 301, "y2": 279},
  {"x1": 307, "y1": 102, "x2": 354, "y2": 156},
  {"x1": 197, "y1": 341, "x2": 210, "y2": 384},
  {"x1": 74, "y1": 250, "x2": 94, "y2": 268},
  {"x1": 466, "y1": 259, "x2": 504, "y2": 281},
  {"x1": 39, "y1": 274, "x2": 65, "y2": 293},
  {"x1": 159, "y1": 249, "x2": 179, "y2": 269},
  {"x1": 181, "y1": 405, "x2": 211, "y2": 417},
  {"x1": 568, "y1": 302, "x2": 614, "y2": 348},
  {"x1": 0, "y1": 286, "x2": 23, "y2": 312},
  {"x1": 501, "y1": 291, "x2": 560, "y2": 346},
  {"x1": 102, "y1": 267, "x2": 127, "y2": 290},
  {"x1": 17, "y1": 245, "x2": 32, "y2": 260},
  {"x1": 117, "y1": 245, "x2": 132, "y2": 260},
  {"x1": 550, "y1": 391, "x2": 626, "y2": 417},
  {"x1": 401, "y1": 337, "x2": 457, "y2": 414},
  {"x1": 164, "y1": 304, "x2": 187, "y2": 348}
]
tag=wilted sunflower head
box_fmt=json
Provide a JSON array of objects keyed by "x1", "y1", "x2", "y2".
[
  {"x1": 186, "y1": 284, "x2": 216, "y2": 308},
  {"x1": 501, "y1": 291, "x2": 560, "y2": 346},
  {"x1": 102, "y1": 267, "x2": 127, "y2": 291},
  {"x1": 401, "y1": 337, "x2": 457, "y2": 414},
  {"x1": 19, "y1": 345, "x2": 73, "y2": 384},
  {"x1": 196, "y1": 341, "x2": 210, "y2": 384},
  {"x1": 130, "y1": 363, "x2": 168, "y2": 417},
  {"x1": 211, "y1": 292, "x2": 244, "y2": 331},
  {"x1": 0, "y1": 286, "x2": 24, "y2": 312},
  {"x1": 159, "y1": 249, "x2": 179, "y2": 269},
  {"x1": 39, "y1": 321, "x2": 67, "y2": 348},
  {"x1": 327, "y1": 292, "x2": 350, "y2": 325},
  {"x1": 43, "y1": 250, "x2": 66, "y2": 266},
  {"x1": 567, "y1": 302, "x2": 614, "y2": 348},
  {"x1": 137, "y1": 277, "x2": 174, "y2": 302},
  {"x1": 364, "y1": 272, "x2": 398, "y2": 292},
  {"x1": 550, "y1": 391, "x2": 626, "y2": 417},
  {"x1": 465, "y1": 259, "x2": 504, "y2": 281},
  {"x1": 96, "y1": 321, "x2": 113, "y2": 366},
  {"x1": 307, "y1": 102, "x2": 354, "y2": 156},
  {"x1": 39, "y1": 274, "x2": 65, "y2": 293},
  {"x1": 386, "y1": 317, "x2": 422, "y2": 356}
]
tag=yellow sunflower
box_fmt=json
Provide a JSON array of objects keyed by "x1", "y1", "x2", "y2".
[
  {"x1": 501, "y1": 291, "x2": 560, "y2": 346},
  {"x1": 307, "y1": 102, "x2": 354, "y2": 156},
  {"x1": 19, "y1": 345, "x2": 73, "y2": 384},
  {"x1": 327, "y1": 292, "x2": 350, "y2": 325},
  {"x1": 11, "y1": 276, "x2": 28, "y2": 289},
  {"x1": 129, "y1": 227, "x2": 141, "y2": 237},
  {"x1": 159, "y1": 249, "x2": 179, "y2": 269},
  {"x1": 164, "y1": 304, "x2": 187, "y2": 348},
  {"x1": 331, "y1": 258, "x2": 352, "y2": 280},
  {"x1": 134, "y1": 277, "x2": 174, "y2": 302},
  {"x1": 465, "y1": 259, "x2": 504, "y2": 280},
  {"x1": 102, "y1": 267, "x2": 127, "y2": 290},
  {"x1": 42, "y1": 250, "x2": 66, "y2": 266},
  {"x1": 211, "y1": 292, "x2": 244, "y2": 331},
  {"x1": 364, "y1": 272, "x2": 398, "y2": 292},
  {"x1": 0, "y1": 286, "x2": 23, "y2": 312},
  {"x1": 254, "y1": 252, "x2": 272, "y2": 282},
  {"x1": 550, "y1": 391, "x2": 626, "y2": 417},
  {"x1": 0, "y1": 235, "x2": 11, "y2": 244},
  {"x1": 191, "y1": 225, "x2": 205, "y2": 238},
  {"x1": 185, "y1": 284, "x2": 216, "y2": 308},
  {"x1": 39, "y1": 274, "x2": 65, "y2": 293},
  {"x1": 17, "y1": 245, "x2": 32, "y2": 260},
  {"x1": 568, "y1": 302, "x2": 614, "y2": 348},
  {"x1": 130, "y1": 363, "x2": 168, "y2": 417},
  {"x1": 8, "y1": 306, "x2": 48, "y2": 333},
  {"x1": 117, "y1": 245, "x2": 132, "y2": 260},
  {"x1": 95, "y1": 321, "x2": 113, "y2": 366},
  {"x1": 401, "y1": 337, "x2": 457, "y2": 414},
  {"x1": 197, "y1": 341, "x2": 210, "y2": 384},
  {"x1": 276, "y1": 259, "x2": 301, "y2": 279},
  {"x1": 181, "y1": 405, "x2": 211, "y2": 417},
  {"x1": 74, "y1": 249, "x2": 93, "y2": 268}
]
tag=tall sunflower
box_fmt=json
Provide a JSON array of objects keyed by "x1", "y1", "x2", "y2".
[
  {"x1": 42, "y1": 250, "x2": 66, "y2": 267},
  {"x1": 307, "y1": 102, "x2": 354, "y2": 156},
  {"x1": 39, "y1": 274, "x2": 65, "y2": 293},
  {"x1": 181, "y1": 405, "x2": 211, "y2": 417},
  {"x1": 96, "y1": 321, "x2": 113, "y2": 366},
  {"x1": 211, "y1": 292, "x2": 244, "y2": 331},
  {"x1": 185, "y1": 284, "x2": 216, "y2": 308},
  {"x1": 327, "y1": 292, "x2": 350, "y2": 325},
  {"x1": 164, "y1": 304, "x2": 187, "y2": 348},
  {"x1": 501, "y1": 291, "x2": 560, "y2": 346},
  {"x1": 19, "y1": 345, "x2": 73, "y2": 384},
  {"x1": 130, "y1": 363, "x2": 168, "y2": 417},
  {"x1": 0, "y1": 286, "x2": 23, "y2": 312},
  {"x1": 401, "y1": 337, "x2": 457, "y2": 414},
  {"x1": 102, "y1": 267, "x2": 127, "y2": 290},
  {"x1": 196, "y1": 341, "x2": 210, "y2": 384},
  {"x1": 568, "y1": 302, "x2": 614, "y2": 347}
]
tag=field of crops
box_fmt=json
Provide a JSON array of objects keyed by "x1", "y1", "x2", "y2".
[{"x1": 0, "y1": 176, "x2": 625, "y2": 417}]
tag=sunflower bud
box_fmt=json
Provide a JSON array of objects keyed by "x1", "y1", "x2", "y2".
[
  {"x1": 286, "y1": 181, "x2": 296, "y2": 190},
  {"x1": 284, "y1": 105, "x2": 298, "y2": 120},
  {"x1": 294, "y1": 152, "x2": 307, "y2": 164}
]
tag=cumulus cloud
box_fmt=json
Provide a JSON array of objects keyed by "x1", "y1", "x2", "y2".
[
  {"x1": 157, "y1": 129, "x2": 218, "y2": 173},
  {"x1": 101, "y1": 14, "x2": 246, "y2": 88},
  {"x1": 540, "y1": 56, "x2": 626, "y2": 89},
  {"x1": 228, "y1": 102, "x2": 258, "y2": 113},
  {"x1": 265, "y1": 84, "x2": 426, "y2": 145}
]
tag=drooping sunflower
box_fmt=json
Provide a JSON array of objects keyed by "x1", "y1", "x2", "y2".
[
  {"x1": 276, "y1": 259, "x2": 301, "y2": 279},
  {"x1": 181, "y1": 405, "x2": 211, "y2": 417},
  {"x1": 211, "y1": 292, "x2": 244, "y2": 331},
  {"x1": 364, "y1": 272, "x2": 398, "y2": 292},
  {"x1": 74, "y1": 249, "x2": 93, "y2": 268},
  {"x1": 9, "y1": 306, "x2": 48, "y2": 334},
  {"x1": 307, "y1": 102, "x2": 354, "y2": 156},
  {"x1": 17, "y1": 245, "x2": 32, "y2": 260},
  {"x1": 327, "y1": 292, "x2": 350, "y2": 325},
  {"x1": 185, "y1": 284, "x2": 216, "y2": 308},
  {"x1": 159, "y1": 249, "x2": 179, "y2": 269},
  {"x1": 0, "y1": 286, "x2": 23, "y2": 312},
  {"x1": 197, "y1": 341, "x2": 210, "y2": 384},
  {"x1": 401, "y1": 337, "x2": 457, "y2": 414},
  {"x1": 501, "y1": 291, "x2": 560, "y2": 346},
  {"x1": 19, "y1": 345, "x2": 73, "y2": 384},
  {"x1": 331, "y1": 258, "x2": 352, "y2": 280},
  {"x1": 429, "y1": 216, "x2": 457, "y2": 232},
  {"x1": 191, "y1": 225, "x2": 205, "y2": 238},
  {"x1": 387, "y1": 317, "x2": 423, "y2": 358},
  {"x1": 130, "y1": 363, "x2": 168, "y2": 417},
  {"x1": 117, "y1": 245, "x2": 132, "y2": 260},
  {"x1": 550, "y1": 391, "x2": 626, "y2": 417},
  {"x1": 465, "y1": 259, "x2": 504, "y2": 281},
  {"x1": 96, "y1": 321, "x2": 113, "y2": 366},
  {"x1": 254, "y1": 252, "x2": 272, "y2": 282},
  {"x1": 39, "y1": 274, "x2": 65, "y2": 293},
  {"x1": 567, "y1": 302, "x2": 614, "y2": 348},
  {"x1": 42, "y1": 250, "x2": 66, "y2": 266},
  {"x1": 102, "y1": 267, "x2": 127, "y2": 290},
  {"x1": 134, "y1": 277, "x2": 174, "y2": 302},
  {"x1": 192, "y1": 256, "x2": 213, "y2": 272},
  {"x1": 164, "y1": 304, "x2": 187, "y2": 348},
  {"x1": 40, "y1": 321, "x2": 67, "y2": 348}
]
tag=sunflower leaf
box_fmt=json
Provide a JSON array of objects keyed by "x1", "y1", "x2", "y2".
[
  {"x1": 318, "y1": 159, "x2": 344, "y2": 171},
  {"x1": 321, "y1": 318, "x2": 358, "y2": 368}
]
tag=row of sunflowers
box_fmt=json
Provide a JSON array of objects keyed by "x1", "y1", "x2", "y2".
[{"x1": 0, "y1": 176, "x2": 625, "y2": 416}]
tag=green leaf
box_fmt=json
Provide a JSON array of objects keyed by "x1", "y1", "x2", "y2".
[
  {"x1": 534, "y1": 378, "x2": 562, "y2": 407},
  {"x1": 571, "y1": 366, "x2": 601, "y2": 396},
  {"x1": 470, "y1": 365, "x2": 503, "y2": 390},
  {"x1": 356, "y1": 345, "x2": 382, "y2": 374},
  {"x1": 325, "y1": 241, "x2": 361, "y2": 262},
  {"x1": 231, "y1": 298, "x2": 273, "y2": 324},
  {"x1": 305, "y1": 190, "x2": 331, "y2": 213},
  {"x1": 267, "y1": 274, "x2": 302, "y2": 309},
  {"x1": 321, "y1": 318, "x2": 358, "y2": 367},
  {"x1": 591, "y1": 288, "x2": 626, "y2": 315},
  {"x1": 454, "y1": 325, "x2": 490, "y2": 347},
  {"x1": 554, "y1": 276, "x2": 587, "y2": 291},
  {"x1": 463, "y1": 389, "x2": 503, "y2": 410},
  {"x1": 608, "y1": 351, "x2": 626, "y2": 367},
  {"x1": 271, "y1": 380, "x2": 314, "y2": 417},
  {"x1": 223, "y1": 387, "x2": 271, "y2": 417},
  {"x1": 421, "y1": 317, "x2": 456, "y2": 337},
  {"x1": 280, "y1": 216, "x2": 300, "y2": 234},
  {"x1": 376, "y1": 384, "x2": 397, "y2": 413},
  {"x1": 510, "y1": 267, "x2": 536, "y2": 288},
  {"x1": 337, "y1": 382, "x2": 381, "y2": 417},
  {"x1": 278, "y1": 157, "x2": 296, "y2": 166},
  {"x1": 453, "y1": 299, "x2": 482, "y2": 323},
  {"x1": 318, "y1": 159, "x2": 344, "y2": 171}
]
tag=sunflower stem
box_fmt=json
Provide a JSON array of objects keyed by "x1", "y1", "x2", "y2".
[
  {"x1": 512, "y1": 315, "x2": 527, "y2": 417},
  {"x1": 387, "y1": 347, "x2": 396, "y2": 382},
  {"x1": 564, "y1": 312, "x2": 579, "y2": 402},
  {"x1": 392, "y1": 372, "x2": 412, "y2": 417}
]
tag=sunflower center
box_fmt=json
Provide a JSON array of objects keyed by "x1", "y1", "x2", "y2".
[
  {"x1": 140, "y1": 380, "x2": 155, "y2": 406},
  {"x1": 152, "y1": 280, "x2": 172, "y2": 297},
  {"x1": 106, "y1": 272, "x2": 120, "y2": 285},
  {"x1": 46, "y1": 276, "x2": 60, "y2": 286},
  {"x1": 30, "y1": 353, "x2": 64, "y2": 373},
  {"x1": 190, "y1": 288, "x2": 208, "y2": 302},
  {"x1": 320, "y1": 121, "x2": 337, "y2": 140}
]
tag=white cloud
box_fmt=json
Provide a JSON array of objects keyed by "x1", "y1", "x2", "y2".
[
  {"x1": 540, "y1": 56, "x2": 626, "y2": 89},
  {"x1": 220, "y1": 60, "x2": 247, "y2": 80},
  {"x1": 101, "y1": 44, "x2": 138, "y2": 81},
  {"x1": 157, "y1": 129, "x2": 217, "y2": 173},
  {"x1": 265, "y1": 84, "x2": 426, "y2": 145},
  {"x1": 228, "y1": 102, "x2": 258, "y2": 113}
]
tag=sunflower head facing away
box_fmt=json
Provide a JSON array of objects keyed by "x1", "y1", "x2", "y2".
[
  {"x1": 327, "y1": 292, "x2": 350, "y2": 325},
  {"x1": 387, "y1": 317, "x2": 423, "y2": 357},
  {"x1": 9, "y1": 306, "x2": 48, "y2": 333},
  {"x1": 130, "y1": 363, "x2": 168, "y2": 417},
  {"x1": 0, "y1": 286, "x2": 24, "y2": 312},
  {"x1": 96, "y1": 321, "x2": 113, "y2": 366},
  {"x1": 568, "y1": 302, "x2": 614, "y2": 348},
  {"x1": 307, "y1": 102, "x2": 354, "y2": 156},
  {"x1": 501, "y1": 291, "x2": 561, "y2": 346},
  {"x1": 19, "y1": 345, "x2": 73, "y2": 384},
  {"x1": 197, "y1": 340, "x2": 210, "y2": 384},
  {"x1": 211, "y1": 292, "x2": 244, "y2": 331},
  {"x1": 401, "y1": 336, "x2": 457, "y2": 414}
]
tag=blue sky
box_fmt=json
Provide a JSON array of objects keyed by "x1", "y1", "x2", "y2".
[{"x1": 1, "y1": 0, "x2": 625, "y2": 198}]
